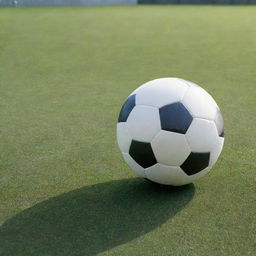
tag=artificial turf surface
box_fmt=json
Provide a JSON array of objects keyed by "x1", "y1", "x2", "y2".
[{"x1": 0, "y1": 5, "x2": 255, "y2": 256}]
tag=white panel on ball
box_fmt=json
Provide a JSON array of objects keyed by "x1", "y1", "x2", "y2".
[
  {"x1": 116, "y1": 123, "x2": 132, "y2": 153},
  {"x1": 145, "y1": 164, "x2": 190, "y2": 186},
  {"x1": 151, "y1": 130, "x2": 190, "y2": 166},
  {"x1": 209, "y1": 137, "x2": 224, "y2": 167},
  {"x1": 182, "y1": 86, "x2": 218, "y2": 120},
  {"x1": 178, "y1": 78, "x2": 199, "y2": 88},
  {"x1": 126, "y1": 105, "x2": 161, "y2": 142},
  {"x1": 135, "y1": 78, "x2": 188, "y2": 108},
  {"x1": 185, "y1": 118, "x2": 219, "y2": 152},
  {"x1": 122, "y1": 153, "x2": 146, "y2": 177}
]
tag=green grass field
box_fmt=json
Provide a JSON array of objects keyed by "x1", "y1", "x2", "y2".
[{"x1": 0, "y1": 5, "x2": 255, "y2": 256}]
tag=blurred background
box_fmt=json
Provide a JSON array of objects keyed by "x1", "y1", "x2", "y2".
[{"x1": 1, "y1": 0, "x2": 256, "y2": 6}]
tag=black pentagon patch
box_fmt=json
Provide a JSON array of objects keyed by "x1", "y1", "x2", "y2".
[
  {"x1": 159, "y1": 102, "x2": 193, "y2": 134},
  {"x1": 118, "y1": 94, "x2": 136, "y2": 123},
  {"x1": 129, "y1": 140, "x2": 157, "y2": 168},
  {"x1": 181, "y1": 152, "x2": 210, "y2": 176},
  {"x1": 214, "y1": 108, "x2": 224, "y2": 137}
]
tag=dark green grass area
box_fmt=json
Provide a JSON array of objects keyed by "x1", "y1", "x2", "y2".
[{"x1": 0, "y1": 6, "x2": 255, "y2": 256}]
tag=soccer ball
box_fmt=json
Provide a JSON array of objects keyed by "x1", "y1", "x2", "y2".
[{"x1": 116, "y1": 78, "x2": 224, "y2": 186}]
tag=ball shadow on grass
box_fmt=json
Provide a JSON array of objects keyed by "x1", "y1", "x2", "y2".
[{"x1": 0, "y1": 178, "x2": 195, "y2": 256}]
